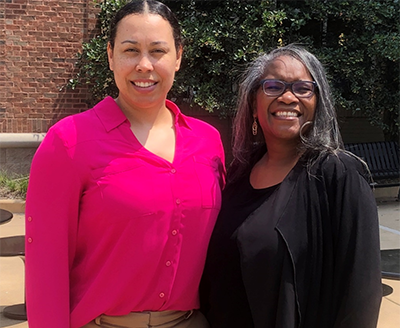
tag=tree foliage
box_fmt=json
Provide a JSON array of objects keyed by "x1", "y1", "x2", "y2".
[
  {"x1": 69, "y1": 0, "x2": 399, "y2": 140},
  {"x1": 280, "y1": 0, "x2": 399, "y2": 141}
]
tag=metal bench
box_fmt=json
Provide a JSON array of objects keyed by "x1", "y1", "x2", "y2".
[
  {"x1": 344, "y1": 141, "x2": 400, "y2": 188},
  {"x1": 381, "y1": 249, "x2": 400, "y2": 281},
  {"x1": 345, "y1": 142, "x2": 400, "y2": 283}
]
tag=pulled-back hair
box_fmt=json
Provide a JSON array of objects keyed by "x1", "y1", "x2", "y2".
[
  {"x1": 230, "y1": 44, "x2": 343, "y2": 181},
  {"x1": 109, "y1": 0, "x2": 182, "y2": 53}
]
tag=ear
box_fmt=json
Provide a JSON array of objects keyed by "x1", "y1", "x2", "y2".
[
  {"x1": 175, "y1": 46, "x2": 183, "y2": 72},
  {"x1": 107, "y1": 42, "x2": 114, "y2": 71}
]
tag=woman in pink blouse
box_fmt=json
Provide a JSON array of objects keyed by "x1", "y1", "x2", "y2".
[{"x1": 25, "y1": 1, "x2": 225, "y2": 327}]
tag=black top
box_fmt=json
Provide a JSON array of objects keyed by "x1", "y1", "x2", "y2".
[
  {"x1": 201, "y1": 172, "x2": 289, "y2": 328},
  {"x1": 201, "y1": 152, "x2": 382, "y2": 328}
]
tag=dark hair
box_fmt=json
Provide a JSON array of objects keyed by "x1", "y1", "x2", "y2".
[
  {"x1": 109, "y1": 0, "x2": 183, "y2": 53},
  {"x1": 230, "y1": 44, "x2": 343, "y2": 180}
]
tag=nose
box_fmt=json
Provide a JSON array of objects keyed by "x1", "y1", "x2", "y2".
[
  {"x1": 278, "y1": 87, "x2": 298, "y2": 103},
  {"x1": 136, "y1": 54, "x2": 153, "y2": 72}
]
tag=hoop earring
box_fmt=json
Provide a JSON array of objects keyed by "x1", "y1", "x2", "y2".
[
  {"x1": 299, "y1": 121, "x2": 313, "y2": 140},
  {"x1": 252, "y1": 117, "x2": 258, "y2": 136}
]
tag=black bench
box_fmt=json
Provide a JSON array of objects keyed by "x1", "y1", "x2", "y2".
[
  {"x1": 344, "y1": 142, "x2": 400, "y2": 283},
  {"x1": 344, "y1": 141, "x2": 400, "y2": 189}
]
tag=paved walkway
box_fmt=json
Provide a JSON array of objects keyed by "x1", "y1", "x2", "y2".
[
  {"x1": 0, "y1": 200, "x2": 399, "y2": 327},
  {"x1": 376, "y1": 200, "x2": 400, "y2": 328}
]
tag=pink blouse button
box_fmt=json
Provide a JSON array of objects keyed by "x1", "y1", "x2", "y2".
[
  {"x1": 171, "y1": 230, "x2": 177, "y2": 236},
  {"x1": 27, "y1": 237, "x2": 33, "y2": 243},
  {"x1": 171, "y1": 169, "x2": 176, "y2": 174},
  {"x1": 165, "y1": 261, "x2": 171, "y2": 267},
  {"x1": 27, "y1": 216, "x2": 32, "y2": 222},
  {"x1": 159, "y1": 292, "x2": 165, "y2": 298},
  {"x1": 176, "y1": 199, "x2": 181, "y2": 204}
]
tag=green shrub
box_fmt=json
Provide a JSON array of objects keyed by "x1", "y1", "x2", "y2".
[
  {"x1": 0, "y1": 172, "x2": 29, "y2": 200},
  {"x1": 68, "y1": 0, "x2": 399, "y2": 140}
]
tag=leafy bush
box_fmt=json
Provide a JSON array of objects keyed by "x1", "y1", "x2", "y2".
[
  {"x1": 68, "y1": 0, "x2": 399, "y2": 140},
  {"x1": 280, "y1": 0, "x2": 400, "y2": 141},
  {"x1": 169, "y1": 0, "x2": 287, "y2": 116}
]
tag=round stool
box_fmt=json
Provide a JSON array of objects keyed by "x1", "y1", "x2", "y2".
[
  {"x1": 0, "y1": 235, "x2": 27, "y2": 320},
  {"x1": 0, "y1": 209, "x2": 13, "y2": 225}
]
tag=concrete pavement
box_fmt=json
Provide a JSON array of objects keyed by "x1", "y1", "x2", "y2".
[
  {"x1": 0, "y1": 198, "x2": 399, "y2": 327},
  {"x1": 376, "y1": 200, "x2": 400, "y2": 328}
]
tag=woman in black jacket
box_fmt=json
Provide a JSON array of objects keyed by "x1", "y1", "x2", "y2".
[{"x1": 201, "y1": 44, "x2": 382, "y2": 328}]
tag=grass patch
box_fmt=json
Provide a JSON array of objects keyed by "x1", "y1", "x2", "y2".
[{"x1": 0, "y1": 172, "x2": 29, "y2": 199}]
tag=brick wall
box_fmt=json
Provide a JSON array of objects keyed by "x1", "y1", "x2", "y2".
[{"x1": 1, "y1": 0, "x2": 99, "y2": 133}]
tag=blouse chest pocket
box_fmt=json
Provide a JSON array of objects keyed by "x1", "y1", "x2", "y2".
[
  {"x1": 193, "y1": 156, "x2": 222, "y2": 209},
  {"x1": 90, "y1": 161, "x2": 157, "y2": 221}
]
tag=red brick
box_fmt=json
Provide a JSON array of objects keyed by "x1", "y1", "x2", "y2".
[{"x1": 3, "y1": 0, "x2": 99, "y2": 132}]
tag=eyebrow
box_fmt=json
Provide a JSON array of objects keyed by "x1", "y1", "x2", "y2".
[{"x1": 120, "y1": 40, "x2": 168, "y2": 46}]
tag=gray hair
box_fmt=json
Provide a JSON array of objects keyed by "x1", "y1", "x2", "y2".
[{"x1": 230, "y1": 44, "x2": 343, "y2": 180}]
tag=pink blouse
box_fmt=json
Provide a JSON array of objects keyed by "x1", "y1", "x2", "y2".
[{"x1": 25, "y1": 97, "x2": 225, "y2": 328}]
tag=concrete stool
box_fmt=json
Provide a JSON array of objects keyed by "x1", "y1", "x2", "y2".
[
  {"x1": 0, "y1": 209, "x2": 13, "y2": 225},
  {"x1": 0, "y1": 235, "x2": 27, "y2": 320}
]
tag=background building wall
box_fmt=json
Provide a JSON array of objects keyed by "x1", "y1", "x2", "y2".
[{"x1": 1, "y1": 0, "x2": 98, "y2": 133}]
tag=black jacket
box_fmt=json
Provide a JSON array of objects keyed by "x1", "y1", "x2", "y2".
[{"x1": 202, "y1": 152, "x2": 382, "y2": 328}]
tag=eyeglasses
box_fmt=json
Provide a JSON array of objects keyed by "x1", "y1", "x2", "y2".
[{"x1": 260, "y1": 79, "x2": 317, "y2": 98}]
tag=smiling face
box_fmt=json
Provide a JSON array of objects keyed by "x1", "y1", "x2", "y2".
[
  {"x1": 255, "y1": 55, "x2": 317, "y2": 146},
  {"x1": 107, "y1": 13, "x2": 182, "y2": 112}
]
